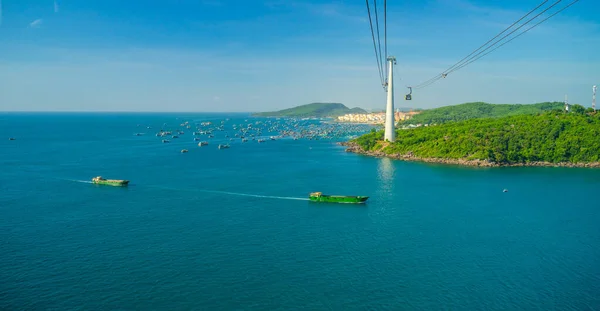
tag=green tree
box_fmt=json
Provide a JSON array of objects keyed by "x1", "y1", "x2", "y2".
[
  {"x1": 570, "y1": 104, "x2": 586, "y2": 114},
  {"x1": 352, "y1": 111, "x2": 600, "y2": 164}
]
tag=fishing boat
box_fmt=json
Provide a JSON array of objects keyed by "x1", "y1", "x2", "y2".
[
  {"x1": 308, "y1": 192, "x2": 368, "y2": 204},
  {"x1": 91, "y1": 176, "x2": 129, "y2": 186}
]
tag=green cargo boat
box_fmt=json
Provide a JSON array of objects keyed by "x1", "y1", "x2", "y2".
[
  {"x1": 92, "y1": 176, "x2": 129, "y2": 186},
  {"x1": 309, "y1": 192, "x2": 369, "y2": 204}
]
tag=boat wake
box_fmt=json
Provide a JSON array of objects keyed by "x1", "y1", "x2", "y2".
[
  {"x1": 198, "y1": 190, "x2": 309, "y2": 201},
  {"x1": 53, "y1": 178, "x2": 93, "y2": 184},
  {"x1": 66, "y1": 182, "x2": 308, "y2": 201},
  {"x1": 145, "y1": 185, "x2": 308, "y2": 201}
]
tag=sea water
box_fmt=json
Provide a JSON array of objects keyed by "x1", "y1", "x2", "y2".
[{"x1": 1, "y1": 112, "x2": 599, "y2": 310}]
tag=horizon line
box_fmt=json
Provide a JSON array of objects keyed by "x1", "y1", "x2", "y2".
[
  {"x1": 0, "y1": 101, "x2": 579, "y2": 114},
  {"x1": 0, "y1": 111, "x2": 260, "y2": 114}
]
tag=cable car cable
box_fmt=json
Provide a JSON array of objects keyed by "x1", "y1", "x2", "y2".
[
  {"x1": 445, "y1": 0, "x2": 565, "y2": 75},
  {"x1": 374, "y1": 0, "x2": 384, "y2": 84},
  {"x1": 450, "y1": 0, "x2": 580, "y2": 74},
  {"x1": 409, "y1": 0, "x2": 560, "y2": 90},
  {"x1": 441, "y1": 0, "x2": 551, "y2": 76},
  {"x1": 366, "y1": 0, "x2": 385, "y2": 87},
  {"x1": 384, "y1": 0, "x2": 388, "y2": 82}
]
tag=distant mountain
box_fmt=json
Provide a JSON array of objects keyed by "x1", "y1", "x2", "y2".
[
  {"x1": 401, "y1": 102, "x2": 565, "y2": 125},
  {"x1": 253, "y1": 103, "x2": 367, "y2": 118}
]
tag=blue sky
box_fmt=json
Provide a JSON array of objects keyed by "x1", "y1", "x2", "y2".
[{"x1": 0, "y1": 0, "x2": 598, "y2": 112}]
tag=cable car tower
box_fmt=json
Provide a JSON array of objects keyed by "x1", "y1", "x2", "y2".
[
  {"x1": 365, "y1": 0, "x2": 397, "y2": 142},
  {"x1": 384, "y1": 56, "x2": 396, "y2": 142},
  {"x1": 593, "y1": 85, "x2": 597, "y2": 112}
]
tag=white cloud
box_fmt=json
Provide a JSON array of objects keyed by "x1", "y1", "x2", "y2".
[
  {"x1": 438, "y1": 0, "x2": 525, "y2": 17},
  {"x1": 264, "y1": 0, "x2": 365, "y2": 23},
  {"x1": 1, "y1": 0, "x2": 598, "y2": 113},
  {"x1": 29, "y1": 19, "x2": 43, "y2": 28}
]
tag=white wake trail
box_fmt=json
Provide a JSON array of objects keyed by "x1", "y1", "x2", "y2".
[{"x1": 198, "y1": 189, "x2": 309, "y2": 201}]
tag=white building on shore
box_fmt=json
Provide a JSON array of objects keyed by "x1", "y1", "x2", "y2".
[{"x1": 337, "y1": 111, "x2": 420, "y2": 124}]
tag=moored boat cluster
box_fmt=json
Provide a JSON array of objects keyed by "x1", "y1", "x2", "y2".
[
  {"x1": 133, "y1": 117, "x2": 375, "y2": 153},
  {"x1": 93, "y1": 117, "x2": 375, "y2": 203}
]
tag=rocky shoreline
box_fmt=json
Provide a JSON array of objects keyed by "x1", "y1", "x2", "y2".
[{"x1": 338, "y1": 141, "x2": 600, "y2": 168}]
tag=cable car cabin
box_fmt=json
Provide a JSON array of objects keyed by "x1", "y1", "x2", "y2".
[{"x1": 405, "y1": 87, "x2": 412, "y2": 100}]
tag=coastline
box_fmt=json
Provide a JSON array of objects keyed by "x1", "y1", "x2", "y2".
[
  {"x1": 339, "y1": 141, "x2": 600, "y2": 168},
  {"x1": 333, "y1": 120, "x2": 383, "y2": 125}
]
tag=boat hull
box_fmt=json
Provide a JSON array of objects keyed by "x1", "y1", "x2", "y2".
[
  {"x1": 92, "y1": 179, "x2": 129, "y2": 186},
  {"x1": 309, "y1": 195, "x2": 369, "y2": 204}
]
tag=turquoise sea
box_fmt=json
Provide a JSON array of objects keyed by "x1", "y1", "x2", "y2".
[{"x1": 1, "y1": 112, "x2": 600, "y2": 310}]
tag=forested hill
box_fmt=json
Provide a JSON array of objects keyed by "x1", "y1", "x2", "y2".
[
  {"x1": 402, "y1": 102, "x2": 565, "y2": 125},
  {"x1": 353, "y1": 110, "x2": 600, "y2": 165},
  {"x1": 253, "y1": 103, "x2": 366, "y2": 117}
]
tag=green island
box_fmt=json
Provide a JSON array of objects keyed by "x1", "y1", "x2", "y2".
[
  {"x1": 343, "y1": 102, "x2": 600, "y2": 168},
  {"x1": 253, "y1": 103, "x2": 367, "y2": 118},
  {"x1": 401, "y1": 101, "x2": 565, "y2": 125}
]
